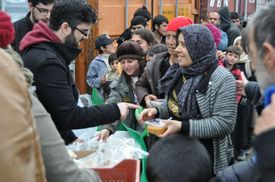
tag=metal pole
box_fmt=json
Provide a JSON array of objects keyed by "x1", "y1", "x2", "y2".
[
  {"x1": 175, "y1": 0, "x2": 179, "y2": 17},
  {"x1": 235, "y1": 0, "x2": 239, "y2": 12},
  {"x1": 125, "y1": 0, "x2": 128, "y2": 29},
  {"x1": 244, "y1": 0, "x2": 248, "y2": 20},
  {"x1": 145, "y1": 0, "x2": 148, "y2": 7},
  {"x1": 159, "y1": 0, "x2": 163, "y2": 15},
  {"x1": 151, "y1": 0, "x2": 154, "y2": 19}
]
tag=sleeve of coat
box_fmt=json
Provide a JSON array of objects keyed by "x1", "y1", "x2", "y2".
[
  {"x1": 35, "y1": 60, "x2": 120, "y2": 131},
  {"x1": 86, "y1": 62, "x2": 101, "y2": 88},
  {"x1": 135, "y1": 68, "x2": 152, "y2": 106},
  {"x1": 255, "y1": 129, "x2": 275, "y2": 182},
  {"x1": 101, "y1": 85, "x2": 123, "y2": 133},
  {"x1": 31, "y1": 93, "x2": 102, "y2": 182}
]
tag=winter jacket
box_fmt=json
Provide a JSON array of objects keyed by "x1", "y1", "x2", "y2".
[
  {"x1": 102, "y1": 75, "x2": 144, "y2": 133},
  {"x1": 218, "y1": 30, "x2": 228, "y2": 51},
  {"x1": 87, "y1": 54, "x2": 110, "y2": 97},
  {"x1": 157, "y1": 66, "x2": 237, "y2": 174},
  {"x1": 135, "y1": 51, "x2": 170, "y2": 106},
  {"x1": 213, "y1": 157, "x2": 257, "y2": 182},
  {"x1": 255, "y1": 128, "x2": 275, "y2": 182},
  {"x1": 0, "y1": 49, "x2": 46, "y2": 182},
  {"x1": 20, "y1": 22, "x2": 121, "y2": 144},
  {"x1": 12, "y1": 12, "x2": 33, "y2": 54},
  {"x1": 117, "y1": 28, "x2": 132, "y2": 46}
]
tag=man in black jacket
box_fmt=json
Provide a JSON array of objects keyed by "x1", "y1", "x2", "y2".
[
  {"x1": 12, "y1": 0, "x2": 54, "y2": 54},
  {"x1": 218, "y1": 7, "x2": 240, "y2": 46},
  {"x1": 20, "y1": 0, "x2": 137, "y2": 144}
]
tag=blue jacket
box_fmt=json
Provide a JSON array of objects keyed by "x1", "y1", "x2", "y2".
[
  {"x1": 218, "y1": 30, "x2": 228, "y2": 51},
  {"x1": 87, "y1": 55, "x2": 109, "y2": 88}
]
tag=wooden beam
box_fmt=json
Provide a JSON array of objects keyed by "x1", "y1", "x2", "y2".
[{"x1": 75, "y1": 0, "x2": 99, "y2": 94}]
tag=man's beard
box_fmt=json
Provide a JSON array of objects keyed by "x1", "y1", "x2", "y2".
[
  {"x1": 64, "y1": 32, "x2": 78, "y2": 48},
  {"x1": 255, "y1": 60, "x2": 275, "y2": 93}
]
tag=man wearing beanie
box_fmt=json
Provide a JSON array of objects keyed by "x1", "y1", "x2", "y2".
[
  {"x1": 135, "y1": 16, "x2": 193, "y2": 148},
  {"x1": 218, "y1": 6, "x2": 241, "y2": 46},
  {"x1": 12, "y1": 0, "x2": 54, "y2": 54}
]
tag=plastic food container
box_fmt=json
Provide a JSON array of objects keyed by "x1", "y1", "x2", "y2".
[{"x1": 145, "y1": 119, "x2": 167, "y2": 135}]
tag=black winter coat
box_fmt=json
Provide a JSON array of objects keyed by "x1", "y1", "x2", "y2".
[
  {"x1": 22, "y1": 42, "x2": 121, "y2": 143},
  {"x1": 12, "y1": 12, "x2": 33, "y2": 55}
]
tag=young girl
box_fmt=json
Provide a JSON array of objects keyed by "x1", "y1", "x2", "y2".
[{"x1": 98, "y1": 41, "x2": 146, "y2": 140}]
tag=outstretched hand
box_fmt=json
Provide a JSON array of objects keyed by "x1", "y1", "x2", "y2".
[
  {"x1": 96, "y1": 129, "x2": 110, "y2": 141},
  {"x1": 139, "y1": 108, "x2": 158, "y2": 122},
  {"x1": 117, "y1": 102, "x2": 139, "y2": 121},
  {"x1": 144, "y1": 94, "x2": 158, "y2": 108}
]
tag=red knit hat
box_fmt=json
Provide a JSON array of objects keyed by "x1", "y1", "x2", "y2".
[
  {"x1": 166, "y1": 16, "x2": 193, "y2": 32},
  {"x1": 0, "y1": 11, "x2": 15, "y2": 48}
]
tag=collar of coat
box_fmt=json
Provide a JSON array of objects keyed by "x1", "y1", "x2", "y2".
[{"x1": 37, "y1": 42, "x2": 81, "y2": 65}]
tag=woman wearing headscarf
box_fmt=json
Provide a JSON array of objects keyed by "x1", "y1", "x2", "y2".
[{"x1": 140, "y1": 24, "x2": 237, "y2": 174}]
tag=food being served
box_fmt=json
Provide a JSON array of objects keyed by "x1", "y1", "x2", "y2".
[{"x1": 145, "y1": 119, "x2": 167, "y2": 135}]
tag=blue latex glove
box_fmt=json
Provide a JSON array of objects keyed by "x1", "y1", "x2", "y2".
[{"x1": 264, "y1": 86, "x2": 275, "y2": 107}]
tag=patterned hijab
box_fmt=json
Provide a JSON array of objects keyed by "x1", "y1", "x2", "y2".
[{"x1": 158, "y1": 24, "x2": 217, "y2": 120}]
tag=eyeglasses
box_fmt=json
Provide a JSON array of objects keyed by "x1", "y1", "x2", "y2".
[
  {"x1": 35, "y1": 6, "x2": 51, "y2": 15},
  {"x1": 70, "y1": 24, "x2": 89, "y2": 37}
]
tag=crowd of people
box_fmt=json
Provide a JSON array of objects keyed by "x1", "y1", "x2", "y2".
[{"x1": 1, "y1": 0, "x2": 275, "y2": 181}]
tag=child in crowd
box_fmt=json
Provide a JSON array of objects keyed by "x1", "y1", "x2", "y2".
[
  {"x1": 219, "y1": 46, "x2": 242, "y2": 103},
  {"x1": 106, "y1": 53, "x2": 119, "y2": 81},
  {"x1": 103, "y1": 53, "x2": 120, "y2": 100}
]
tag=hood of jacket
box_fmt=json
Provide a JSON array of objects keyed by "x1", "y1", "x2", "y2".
[
  {"x1": 19, "y1": 21, "x2": 61, "y2": 52},
  {"x1": 20, "y1": 21, "x2": 81, "y2": 65},
  {"x1": 219, "y1": 7, "x2": 232, "y2": 31}
]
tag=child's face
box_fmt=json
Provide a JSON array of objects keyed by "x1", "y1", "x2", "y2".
[
  {"x1": 226, "y1": 52, "x2": 240, "y2": 65},
  {"x1": 110, "y1": 60, "x2": 119, "y2": 70}
]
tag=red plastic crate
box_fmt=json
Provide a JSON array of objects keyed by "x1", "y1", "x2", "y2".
[{"x1": 92, "y1": 159, "x2": 140, "y2": 182}]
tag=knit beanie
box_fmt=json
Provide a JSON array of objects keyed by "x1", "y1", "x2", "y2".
[
  {"x1": 205, "y1": 23, "x2": 221, "y2": 47},
  {"x1": 116, "y1": 41, "x2": 144, "y2": 61},
  {"x1": 0, "y1": 11, "x2": 15, "y2": 48},
  {"x1": 166, "y1": 16, "x2": 193, "y2": 32}
]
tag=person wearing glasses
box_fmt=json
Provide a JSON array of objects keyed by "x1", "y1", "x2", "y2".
[
  {"x1": 19, "y1": 0, "x2": 138, "y2": 145},
  {"x1": 12, "y1": 0, "x2": 54, "y2": 54}
]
